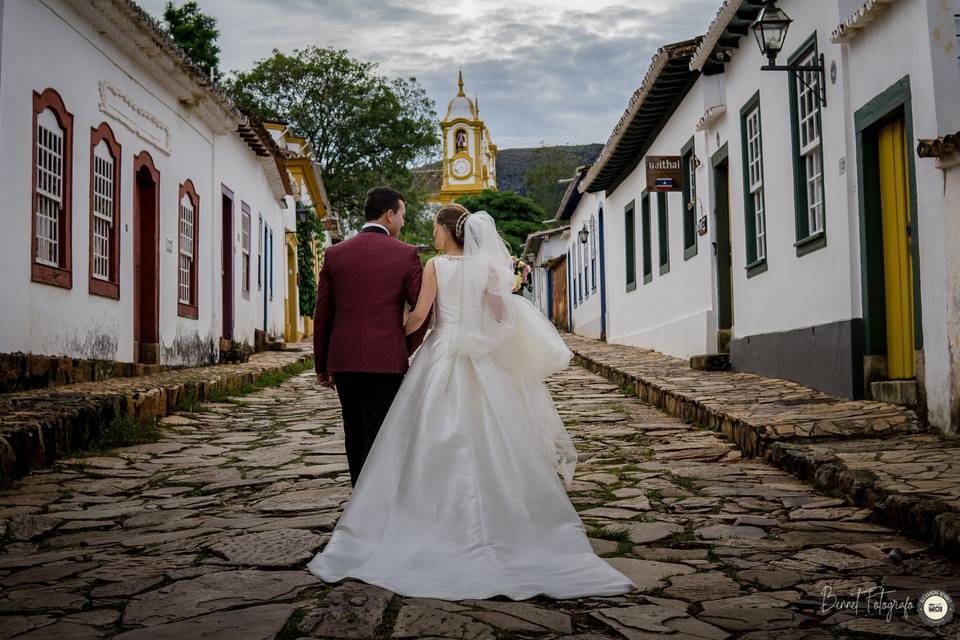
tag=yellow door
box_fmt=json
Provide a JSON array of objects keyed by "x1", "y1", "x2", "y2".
[
  {"x1": 286, "y1": 245, "x2": 299, "y2": 342},
  {"x1": 878, "y1": 117, "x2": 915, "y2": 379}
]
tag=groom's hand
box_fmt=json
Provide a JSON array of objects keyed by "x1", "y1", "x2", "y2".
[{"x1": 316, "y1": 372, "x2": 335, "y2": 389}]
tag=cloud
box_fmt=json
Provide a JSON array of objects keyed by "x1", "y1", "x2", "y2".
[{"x1": 138, "y1": 0, "x2": 720, "y2": 148}]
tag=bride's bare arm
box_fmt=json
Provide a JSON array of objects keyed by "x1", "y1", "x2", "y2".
[{"x1": 404, "y1": 259, "x2": 437, "y2": 335}]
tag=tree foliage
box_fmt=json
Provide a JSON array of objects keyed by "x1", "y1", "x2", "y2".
[
  {"x1": 162, "y1": 1, "x2": 221, "y2": 79},
  {"x1": 522, "y1": 145, "x2": 578, "y2": 217},
  {"x1": 295, "y1": 207, "x2": 318, "y2": 318},
  {"x1": 226, "y1": 47, "x2": 439, "y2": 229},
  {"x1": 454, "y1": 190, "x2": 546, "y2": 256}
]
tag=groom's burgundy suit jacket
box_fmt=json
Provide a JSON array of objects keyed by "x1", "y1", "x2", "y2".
[{"x1": 313, "y1": 226, "x2": 430, "y2": 375}]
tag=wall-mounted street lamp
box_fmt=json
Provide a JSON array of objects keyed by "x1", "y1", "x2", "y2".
[
  {"x1": 751, "y1": 0, "x2": 826, "y2": 107},
  {"x1": 296, "y1": 205, "x2": 312, "y2": 226},
  {"x1": 578, "y1": 224, "x2": 589, "y2": 244}
]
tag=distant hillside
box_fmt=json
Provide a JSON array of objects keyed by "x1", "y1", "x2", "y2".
[
  {"x1": 496, "y1": 144, "x2": 603, "y2": 195},
  {"x1": 416, "y1": 143, "x2": 604, "y2": 195}
]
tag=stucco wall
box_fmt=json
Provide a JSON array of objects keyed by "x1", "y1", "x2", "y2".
[
  {"x1": 599, "y1": 78, "x2": 715, "y2": 359},
  {"x1": 0, "y1": 0, "x2": 287, "y2": 365}
]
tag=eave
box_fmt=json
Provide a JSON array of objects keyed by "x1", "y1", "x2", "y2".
[
  {"x1": 831, "y1": 0, "x2": 900, "y2": 43},
  {"x1": 581, "y1": 38, "x2": 702, "y2": 195},
  {"x1": 555, "y1": 165, "x2": 591, "y2": 221},
  {"x1": 63, "y1": 0, "x2": 243, "y2": 134},
  {"x1": 237, "y1": 116, "x2": 293, "y2": 201},
  {"x1": 689, "y1": 0, "x2": 766, "y2": 75}
]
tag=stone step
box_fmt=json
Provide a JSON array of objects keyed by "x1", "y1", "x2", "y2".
[{"x1": 0, "y1": 344, "x2": 312, "y2": 484}]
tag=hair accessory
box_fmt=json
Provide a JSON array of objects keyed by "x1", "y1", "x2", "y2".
[{"x1": 455, "y1": 211, "x2": 472, "y2": 239}]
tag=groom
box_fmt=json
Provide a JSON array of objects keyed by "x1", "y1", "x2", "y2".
[{"x1": 313, "y1": 187, "x2": 430, "y2": 486}]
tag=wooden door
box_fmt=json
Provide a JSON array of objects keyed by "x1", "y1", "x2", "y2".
[
  {"x1": 878, "y1": 117, "x2": 915, "y2": 378},
  {"x1": 221, "y1": 188, "x2": 235, "y2": 341},
  {"x1": 133, "y1": 152, "x2": 160, "y2": 364}
]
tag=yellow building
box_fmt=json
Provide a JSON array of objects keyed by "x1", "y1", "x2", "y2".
[
  {"x1": 429, "y1": 71, "x2": 498, "y2": 204},
  {"x1": 263, "y1": 122, "x2": 337, "y2": 342}
]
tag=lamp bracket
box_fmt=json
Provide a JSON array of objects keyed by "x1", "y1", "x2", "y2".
[{"x1": 760, "y1": 53, "x2": 826, "y2": 107}]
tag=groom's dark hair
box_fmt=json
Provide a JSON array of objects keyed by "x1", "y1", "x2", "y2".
[{"x1": 364, "y1": 187, "x2": 405, "y2": 221}]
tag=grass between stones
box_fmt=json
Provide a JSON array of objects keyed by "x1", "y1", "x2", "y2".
[
  {"x1": 670, "y1": 474, "x2": 705, "y2": 495},
  {"x1": 276, "y1": 606, "x2": 309, "y2": 640}
]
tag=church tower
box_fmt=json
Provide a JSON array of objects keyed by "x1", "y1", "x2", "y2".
[{"x1": 429, "y1": 71, "x2": 497, "y2": 204}]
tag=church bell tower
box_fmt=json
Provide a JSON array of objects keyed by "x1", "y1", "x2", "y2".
[{"x1": 429, "y1": 71, "x2": 497, "y2": 204}]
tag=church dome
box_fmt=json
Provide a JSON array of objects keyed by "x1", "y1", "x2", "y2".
[{"x1": 444, "y1": 71, "x2": 477, "y2": 121}]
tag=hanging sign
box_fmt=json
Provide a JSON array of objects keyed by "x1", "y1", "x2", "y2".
[{"x1": 646, "y1": 156, "x2": 682, "y2": 192}]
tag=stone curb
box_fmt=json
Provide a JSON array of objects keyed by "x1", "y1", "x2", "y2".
[
  {"x1": 568, "y1": 346, "x2": 959, "y2": 558},
  {"x1": 767, "y1": 441, "x2": 960, "y2": 557},
  {"x1": 0, "y1": 347, "x2": 312, "y2": 485}
]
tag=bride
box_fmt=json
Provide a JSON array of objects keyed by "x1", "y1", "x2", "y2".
[{"x1": 306, "y1": 203, "x2": 635, "y2": 600}]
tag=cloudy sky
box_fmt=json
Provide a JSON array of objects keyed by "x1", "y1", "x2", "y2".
[{"x1": 139, "y1": 0, "x2": 720, "y2": 149}]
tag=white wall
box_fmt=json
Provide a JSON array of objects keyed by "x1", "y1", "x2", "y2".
[
  {"x1": 530, "y1": 232, "x2": 567, "y2": 318},
  {"x1": 214, "y1": 134, "x2": 288, "y2": 349},
  {"x1": 842, "y1": 0, "x2": 960, "y2": 430},
  {"x1": 569, "y1": 192, "x2": 604, "y2": 339},
  {"x1": 599, "y1": 78, "x2": 715, "y2": 359},
  {"x1": 0, "y1": 0, "x2": 286, "y2": 365},
  {"x1": 710, "y1": 0, "x2": 855, "y2": 341}
]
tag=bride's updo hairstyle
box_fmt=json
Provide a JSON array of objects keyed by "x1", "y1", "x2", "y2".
[{"x1": 435, "y1": 203, "x2": 470, "y2": 248}]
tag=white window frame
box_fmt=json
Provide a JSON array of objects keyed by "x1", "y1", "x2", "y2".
[
  {"x1": 795, "y1": 49, "x2": 824, "y2": 236},
  {"x1": 91, "y1": 140, "x2": 114, "y2": 280},
  {"x1": 178, "y1": 193, "x2": 195, "y2": 304},
  {"x1": 257, "y1": 215, "x2": 263, "y2": 291},
  {"x1": 35, "y1": 109, "x2": 64, "y2": 267},
  {"x1": 241, "y1": 206, "x2": 251, "y2": 295},
  {"x1": 746, "y1": 105, "x2": 766, "y2": 261}
]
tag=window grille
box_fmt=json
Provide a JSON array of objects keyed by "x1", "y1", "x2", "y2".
[
  {"x1": 35, "y1": 109, "x2": 63, "y2": 267},
  {"x1": 91, "y1": 141, "x2": 114, "y2": 280},
  {"x1": 178, "y1": 194, "x2": 195, "y2": 304},
  {"x1": 796, "y1": 50, "x2": 824, "y2": 235},
  {"x1": 746, "y1": 106, "x2": 766, "y2": 260}
]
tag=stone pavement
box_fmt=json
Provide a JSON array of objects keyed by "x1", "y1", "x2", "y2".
[
  {"x1": 0, "y1": 344, "x2": 312, "y2": 484},
  {"x1": 565, "y1": 334, "x2": 960, "y2": 556},
  {"x1": 2, "y1": 362, "x2": 959, "y2": 638}
]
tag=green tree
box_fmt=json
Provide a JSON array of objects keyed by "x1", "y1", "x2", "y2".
[
  {"x1": 399, "y1": 203, "x2": 438, "y2": 263},
  {"x1": 162, "y1": 1, "x2": 221, "y2": 79},
  {"x1": 295, "y1": 205, "x2": 317, "y2": 317},
  {"x1": 226, "y1": 47, "x2": 439, "y2": 229},
  {"x1": 454, "y1": 190, "x2": 546, "y2": 256},
  {"x1": 522, "y1": 145, "x2": 577, "y2": 217}
]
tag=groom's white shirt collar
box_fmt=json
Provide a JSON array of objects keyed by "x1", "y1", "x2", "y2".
[{"x1": 361, "y1": 222, "x2": 389, "y2": 234}]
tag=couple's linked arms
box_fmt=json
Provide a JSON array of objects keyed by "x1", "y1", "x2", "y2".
[{"x1": 404, "y1": 259, "x2": 438, "y2": 336}]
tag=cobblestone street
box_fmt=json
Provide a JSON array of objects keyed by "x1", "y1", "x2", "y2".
[{"x1": 1, "y1": 363, "x2": 959, "y2": 639}]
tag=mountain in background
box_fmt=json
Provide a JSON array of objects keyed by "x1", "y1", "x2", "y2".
[
  {"x1": 494, "y1": 143, "x2": 603, "y2": 195},
  {"x1": 415, "y1": 143, "x2": 604, "y2": 197}
]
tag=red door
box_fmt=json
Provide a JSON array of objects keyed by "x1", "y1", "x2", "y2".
[
  {"x1": 221, "y1": 186, "x2": 235, "y2": 341},
  {"x1": 133, "y1": 152, "x2": 160, "y2": 364}
]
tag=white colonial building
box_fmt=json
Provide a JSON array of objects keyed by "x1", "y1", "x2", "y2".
[
  {"x1": 578, "y1": 39, "x2": 716, "y2": 357},
  {"x1": 544, "y1": 0, "x2": 960, "y2": 434},
  {"x1": 523, "y1": 225, "x2": 570, "y2": 329},
  {"x1": 0, "y1": 0, "x2": 306, "y2": 367}
]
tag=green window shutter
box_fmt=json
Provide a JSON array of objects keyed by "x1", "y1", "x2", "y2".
[
  {"x1": 657, "y1": 191, "x2": 670, "y2": 275},
  {"x1": 625, "y1": 201, "x2": 636, "y2": 291},
  {"x1": 788, "y1": 32, "x2": 827, "y2": 256},
  {"x1": 641, "y1": 192, "x2": 652, "y2": 284},
  {"x1": 681, "y1": 136, "x2": 697, "y2": 259}
]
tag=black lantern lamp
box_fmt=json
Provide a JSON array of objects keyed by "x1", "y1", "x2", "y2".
[
  {"x1": 578, "y1": 224, "x2": 589, "y2": 244},
  {"x1": 751, "y1": 1, "x2": 826, "y2": 107},
  {"x1": 296, "y1": 204, "x2": 311, "y2": 226}
]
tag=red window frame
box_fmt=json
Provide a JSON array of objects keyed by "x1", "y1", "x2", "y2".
[
  {"x1": 177, "y1": 180, "x2": 200, "y2": 318},
  {"x1": 32, "y1": 88, "x2": 74, "y2": 289},
  {"x1": 88, "y1": 122, "x2": 121, "y2": 299}
]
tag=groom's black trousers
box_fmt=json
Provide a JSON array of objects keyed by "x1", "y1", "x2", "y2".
[{"x1": 333, "y1": 372, "x2": 404, "y2": 487}]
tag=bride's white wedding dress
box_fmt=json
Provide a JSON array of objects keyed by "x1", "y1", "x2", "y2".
[{"x1": 306, "y1": 213, "x2": 635, "y2": 600}]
